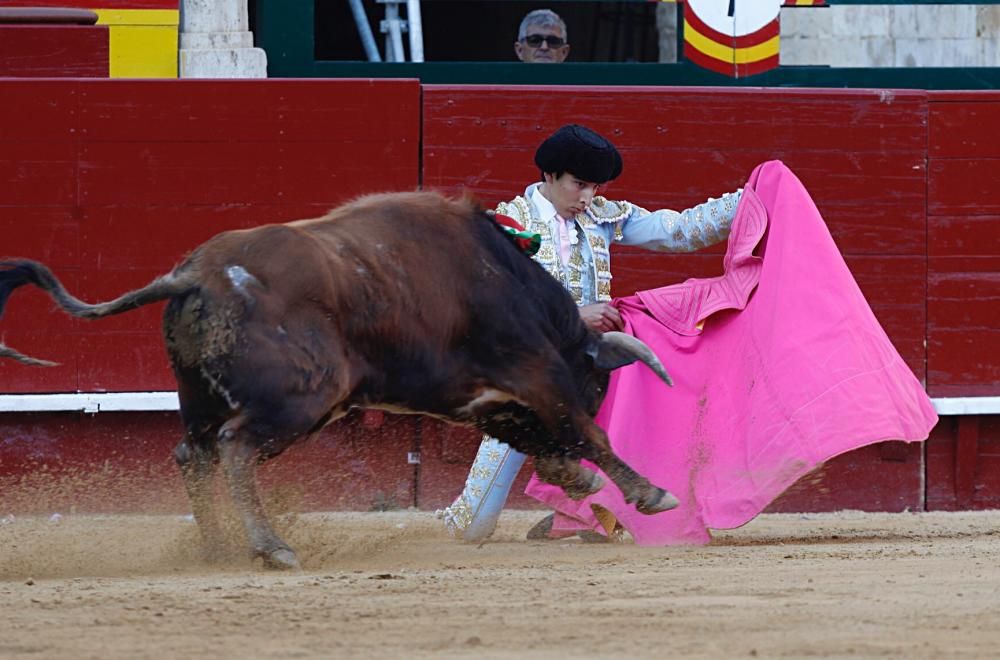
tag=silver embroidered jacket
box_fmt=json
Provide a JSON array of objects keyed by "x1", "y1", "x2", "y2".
[{"x1": 496, "y1": 183, "x2": 743, "y2": 305}]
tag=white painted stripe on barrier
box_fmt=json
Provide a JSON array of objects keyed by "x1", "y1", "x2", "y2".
[
  {"x1": 0, "y1": 393, "x2": 997, "y2": 415},
  {"x1": 0, "y1": 392, "x2": 180, "y2": 413},
  {"x1": 931, "y1": 397, "x2": 1000, "y2": 416}
]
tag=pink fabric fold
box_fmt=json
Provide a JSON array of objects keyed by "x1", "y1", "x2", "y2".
[{"x1": 525, "y1": 160, "x2": 939, "y2": 545}]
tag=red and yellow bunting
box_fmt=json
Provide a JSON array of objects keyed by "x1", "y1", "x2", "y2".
[
  {"x1": 657, "y1": 0, "x2": 825, "y2": 77},
  {"x1": 683, "y1": 6, "x2": 779, "y2": 77}
]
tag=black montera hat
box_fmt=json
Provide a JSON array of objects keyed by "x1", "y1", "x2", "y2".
[{"x1": 534, "y1": 124, "x2": 623, "y2": 184}]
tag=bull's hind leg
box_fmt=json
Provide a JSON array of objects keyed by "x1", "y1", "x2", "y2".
[
  {"x1": 174, "y1": 432, "x2": 225, "y2": 559},
  {"x1": 216, "y1": 419, "x2": 301, "y2": 570}
]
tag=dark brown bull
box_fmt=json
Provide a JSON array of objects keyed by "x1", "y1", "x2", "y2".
[{"x1": 0, "y1": 192, "x2": 678, "y2": 569}]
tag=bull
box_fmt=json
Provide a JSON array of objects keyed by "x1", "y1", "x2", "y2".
[{"x1": 0, "y1": 192, "x2": 678, "y2": 569}]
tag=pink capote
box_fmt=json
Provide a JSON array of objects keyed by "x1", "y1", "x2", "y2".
[{"x1": 525, "y1": 161, "x2": 939, "y2": 545}]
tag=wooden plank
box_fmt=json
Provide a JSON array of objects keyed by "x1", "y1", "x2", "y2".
[
  {"x1": 423, "y1": 86, "x2": 927, "y2": 154},
  {"x1": 0, "y1": 81, "x2": 81, "y2": 140},
  {"x1": 0, "y1": 207, "x2": 79, "y2": 266},
  {"x1": 927, "y1": 414, "x2": 1000, "y2": 510},
  {"x1": 0, "y1": 410, "x2": 418, "y2": 515},
  {"x1": 0, "y1": 25, "x2": 108, "y2": 77},
  {"x1": 929, "y1": 97, "x2": 1000, "y2": 159},
  {"x1": 78, "y1": 139, "x2": 417, "y2": 206},
  {"x1": 77, "y1": 333, "x2": 180, "y2": 392},
  {"x1": 77, "y1": 204, "x2": 338, "y2": 271},
  {"x1": 929, "y1": 159, "x2": 1000, "y2": 216},
  {"x1": 766, "y1": 442, "x2": 924, "y2": 513},
  {"x1": 928, "y1": 265, "x2": 1000, "y2": 394},
  {"x1": 0, "y1": 329, "x2": 81, "y2": 393},
  {"x1": 928, "y1": 331, "x2": 1000, "y2": 397},
  {"x1": 955, "y1": 415, "x2": 980, "y2": 507},
  {"x1": 929, "y1": 215, "x2": 1000, "y2": 257},
  {"x1": 78, "y1": 80, "x2": 421, "y2": 143},
  {"x1": 0, "y1": 141, "x2": 78, "y2": 206}
]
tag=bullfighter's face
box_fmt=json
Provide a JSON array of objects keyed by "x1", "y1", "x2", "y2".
[{"x1": 541, "y1": 172, "x2": 600, "y2": 219}]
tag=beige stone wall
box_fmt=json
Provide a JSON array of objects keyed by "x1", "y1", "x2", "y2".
[{"x1": 781, "y1": 6, "x2": 1000, "y2": 67}]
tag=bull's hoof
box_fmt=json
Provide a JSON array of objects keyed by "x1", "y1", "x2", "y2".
[
  {"x1": 635, "y1": 490, "x2": 680, "y2": 515},
  {"x1": 262, "y1": 547, "x2": 301, "y2": 571},
  {"x1": 564, "y1": 470, "x2": 605, "y2": 500}
]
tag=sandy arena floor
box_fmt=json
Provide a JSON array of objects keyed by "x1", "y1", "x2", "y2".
[{"x1": 1, "y1": 509, "x2": 999, "y2": 659}]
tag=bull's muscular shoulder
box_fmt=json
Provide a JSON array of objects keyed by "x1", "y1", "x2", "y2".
[{"x1": 587, "y1": 197, "x2": 632, "y2": 224}]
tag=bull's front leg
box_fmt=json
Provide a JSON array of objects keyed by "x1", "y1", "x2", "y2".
[
  {"x1": 577, "y1": 418, "x2": 680, "y2": 514},
  {"x1": 534, "y1": 455, "x2": 605, "y2": 500}
]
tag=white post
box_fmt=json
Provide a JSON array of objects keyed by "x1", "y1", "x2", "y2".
[
  {"x1": 178, "y1": 0, "x2": 267, "y2": 78},
  {"x1": 406, "y1": 0, "x2": 424, "y2": 63}
]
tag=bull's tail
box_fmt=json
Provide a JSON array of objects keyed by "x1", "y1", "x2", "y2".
[
  {"x1": 0, "y1": 259, "x2": 197, "y2": 366},
  {"x1": 0, "y1": 342, "x2": 57, "y2": 367}
]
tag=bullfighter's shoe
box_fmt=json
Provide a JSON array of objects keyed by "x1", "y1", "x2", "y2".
[
  {"x1": 437, "y1": 436, "x2": 526, "y2": 542},
  {"x1": 525, "y1": 505, "x2": 625, "y2": 543}
]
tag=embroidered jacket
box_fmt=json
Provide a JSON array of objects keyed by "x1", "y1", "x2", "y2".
[{"x1": 495, "y1": 184, "x2": 743, "y2": 305}]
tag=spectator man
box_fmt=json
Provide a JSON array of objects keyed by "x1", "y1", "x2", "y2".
[{"x1": 515, "y1": 9, "x2": 570, "y2": 63}]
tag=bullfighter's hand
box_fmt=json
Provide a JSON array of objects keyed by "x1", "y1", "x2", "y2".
[{"x1": 579, "y1": 303, "x2": 624, "y2": 333}]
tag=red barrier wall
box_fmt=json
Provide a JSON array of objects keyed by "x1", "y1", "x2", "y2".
[
  {"x1": 924, "y1": 92, "x2": 1000, "y2": 511},
  {"x1": 0, "y1": 25, "x2": 108, "y2": 77},
  {"x1": 1, "y1": 80, "x2": 998, "y2": 516},
  {"x1": 0, "y1": 78, "x2": 421, "y2": 393},
  {"x1": 0, "y1": 79, "x2": 424, "y2": 515}
]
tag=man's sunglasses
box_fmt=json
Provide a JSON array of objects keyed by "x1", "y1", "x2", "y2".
[{"x1": 522, "y1": 34, "x2": 566, "y2": 48}]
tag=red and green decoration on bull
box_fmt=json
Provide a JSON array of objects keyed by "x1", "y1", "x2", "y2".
[
  {"x1": 658, "y1": 0, "x2": 826, "y2": 78},
  {"x1": 493, "y1": 213, "x2": 542, "y2": 257}
]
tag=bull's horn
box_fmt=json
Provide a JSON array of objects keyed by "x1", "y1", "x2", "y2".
[{"x1": 601, "y1": 332, "x2": 673, "y2": 387}]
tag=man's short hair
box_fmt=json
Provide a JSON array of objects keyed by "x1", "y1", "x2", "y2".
[{"x1": 518, "y1": 9, "x2": 568, "y2": 42}]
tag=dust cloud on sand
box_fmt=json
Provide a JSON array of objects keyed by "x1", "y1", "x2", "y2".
[{"x1": 2, "y1": 509, "x2": 1000, "y2": 658}]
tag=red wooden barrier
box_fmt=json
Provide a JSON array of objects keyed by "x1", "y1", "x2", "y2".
[
  {"x1": 0, "y1": 410, "x2": 418, "y2": 515},
  {"x1": 2, "y1": 81, "x2": 999, "y2": 517},
  {"x1": 0, "y1": 25, "x2": 108, "y2": 77},
  {"x1": 0, "y1": 78, "x2": 421, "y2": 393},
  {"x1": 927, "y1": 92, "x2": 1000, "y2": 398}
]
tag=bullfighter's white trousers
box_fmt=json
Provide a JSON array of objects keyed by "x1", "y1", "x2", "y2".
[{"x1": 437, "y1": 436, "x2": 525, "y2": 542}]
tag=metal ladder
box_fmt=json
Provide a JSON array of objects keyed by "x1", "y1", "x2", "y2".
[{"x1": 348, "y1": 0, "x2": 424, "y2": 63}]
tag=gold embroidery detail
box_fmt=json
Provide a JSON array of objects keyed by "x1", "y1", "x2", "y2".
[
  {"x1": 587, "y1": 197, "x2": 631, "y2": 224},
  {"x1": 597, "y1": 280, "x2": 612, "y2": 300}
]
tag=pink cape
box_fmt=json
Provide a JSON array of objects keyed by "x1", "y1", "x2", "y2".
[{"x1": 525, "y1": 161, "x2": 939, "y2": 545}]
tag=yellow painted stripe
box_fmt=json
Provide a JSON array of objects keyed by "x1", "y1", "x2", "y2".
[
  {"x1": 683, "y1": 19, "x2": 779, "y2": 64},
  {"x1": 95, "y1": 9, "x2": 179, "y2": 26},
  {"x1": 107, "y1": 24, "x2": 178, "y2": 77},
  {"x1": 94, "y1": 8, "x2": 179, "y2": 78}
]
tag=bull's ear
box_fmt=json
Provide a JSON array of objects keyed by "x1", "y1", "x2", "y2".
[{"x1": 586, "y1": 335, "x2": 639, "y2": 371}]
